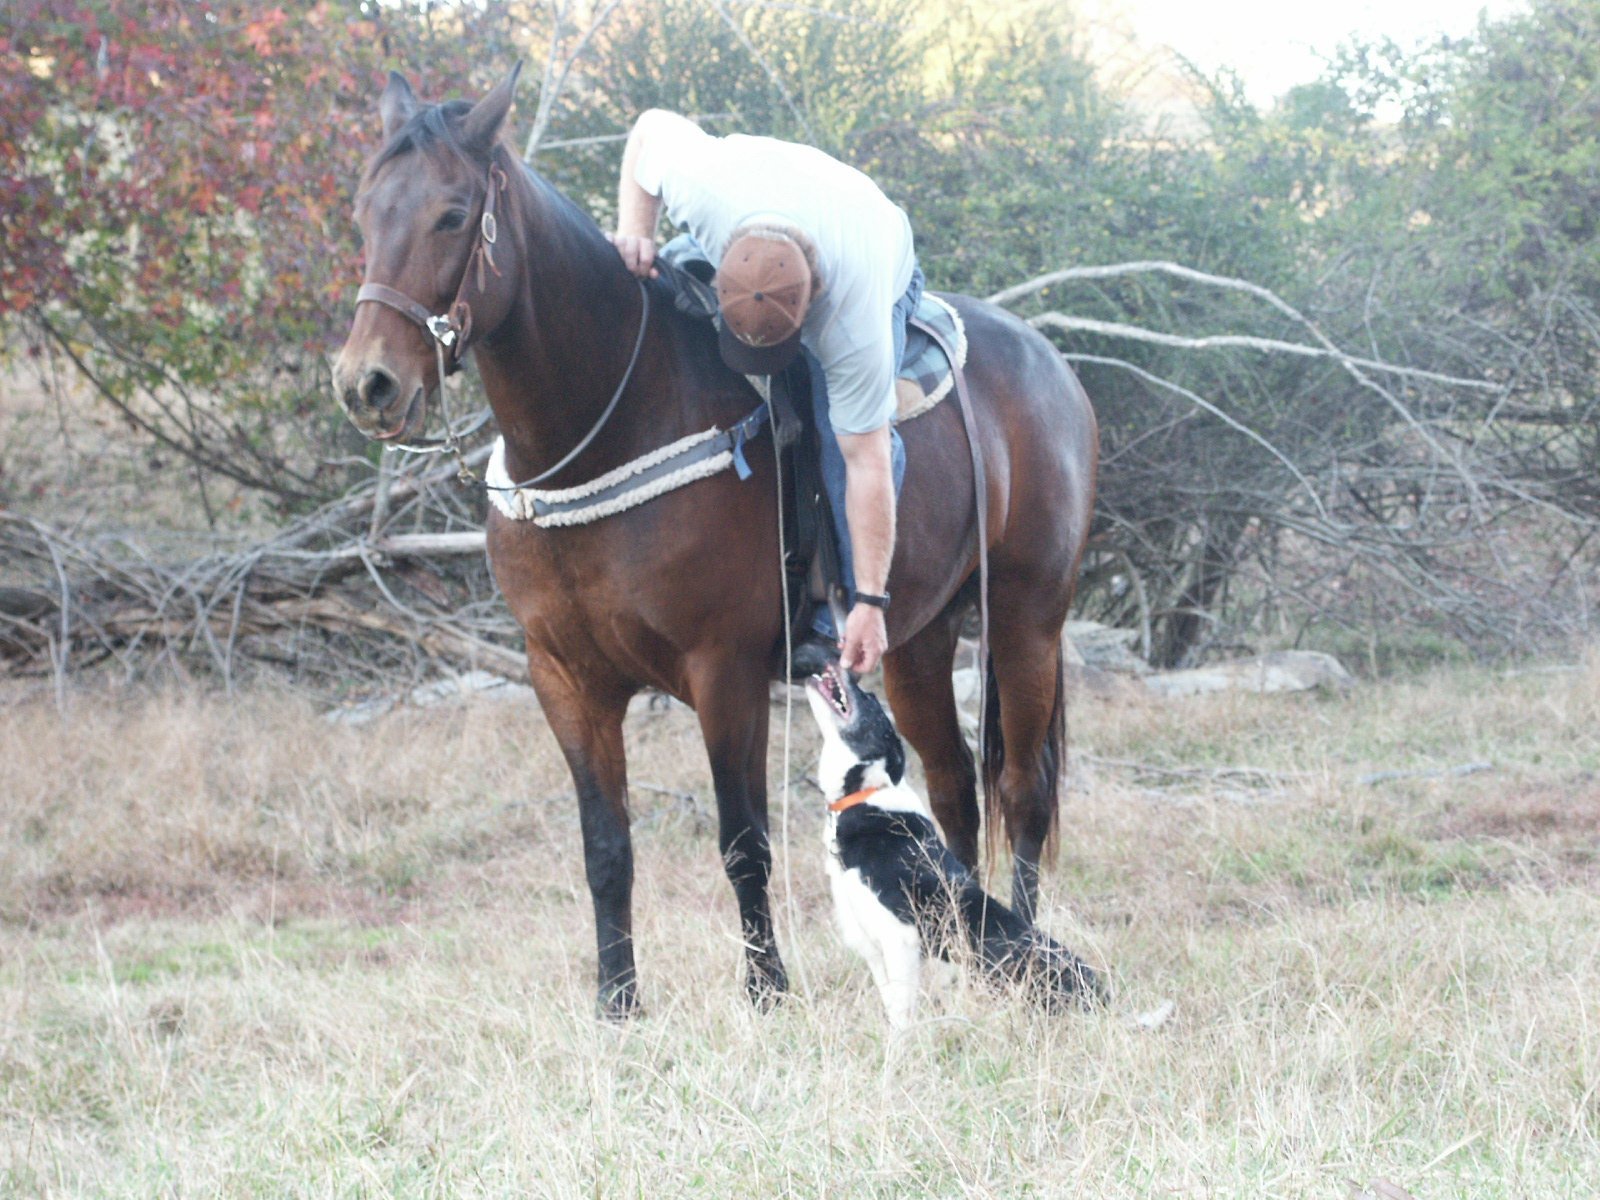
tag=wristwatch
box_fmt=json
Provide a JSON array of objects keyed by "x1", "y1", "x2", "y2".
[{"x1": 854, "y1": 590, "x2": 890, "y2": 610}]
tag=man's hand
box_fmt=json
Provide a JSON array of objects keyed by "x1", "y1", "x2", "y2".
[
  {"x1": 606, "y1": 232, "x2": 658, "y2": 279},
  {"x1": 839, "y1": 602, "x2": 888, "y2": 675}
]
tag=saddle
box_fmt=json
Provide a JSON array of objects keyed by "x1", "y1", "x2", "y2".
[{"x1": 655, "y1": 239, "x2": 970, "y2": 655}]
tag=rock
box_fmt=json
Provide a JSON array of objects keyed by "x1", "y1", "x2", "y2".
[
  {"x1": 1142, "y1": 651, "x2": 1354, "y2": 698},
  {"x1": 324, "y1": 670, "x2": 538, "y2": 725},
  {"x1": 951, "y1": 666, "x2": 983, "y2": 709},
  {"x1": 1063, "y1": 620, "x2": 1148, "y2": 675}
]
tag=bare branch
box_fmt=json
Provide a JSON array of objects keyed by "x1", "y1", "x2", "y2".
[
  {"x1": 1033, "y1": 312, "x2": 1501, "y2": 393},
  {"x1": 525, "y1": 0, "x2": 630, "y2": 159}
]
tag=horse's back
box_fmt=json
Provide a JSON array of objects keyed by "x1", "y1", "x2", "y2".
[
  {"x1": 890, "y1": 293, "x2": 1096, "y2": 630},
  {"x1": 954, "y1": 292, "x2": 1097, "y2": 578}
]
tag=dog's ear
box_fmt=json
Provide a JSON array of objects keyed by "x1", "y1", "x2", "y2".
[{"x1": 885, "y1": 731, "x2": 905, "y2": 785}]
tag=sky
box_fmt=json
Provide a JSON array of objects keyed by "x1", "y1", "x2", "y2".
[{"x1": 1096, "y1": 0, "x2": 1528, "y2": 108}]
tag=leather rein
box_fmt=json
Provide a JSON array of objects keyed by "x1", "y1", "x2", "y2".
[{"x1": 354, "y1": 147, "x2": 649, "y2": 488}]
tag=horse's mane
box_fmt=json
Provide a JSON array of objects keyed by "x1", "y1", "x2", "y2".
[
  {"x1": 362, "y1": 99, "x2": 695, "y2": 337},
  {"x1": 364, "y1": 103, "x2": 610, "y2": 253}
]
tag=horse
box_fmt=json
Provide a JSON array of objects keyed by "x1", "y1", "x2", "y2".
[{"x1": 331, "y1": 67, "x2": 1099, "y2": 1018}]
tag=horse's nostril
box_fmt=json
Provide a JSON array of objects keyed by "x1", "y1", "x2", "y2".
[{"x1": 358, "y1": 368, "x2": 400, "y2": 411}]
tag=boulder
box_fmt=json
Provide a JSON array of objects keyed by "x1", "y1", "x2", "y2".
[
  {"x1": 1063, "y1": 620, "x2": 1148, "y2": 675},
  {"x1": 1142, "y1": 651, "x2": 1354, "y2": 698}
]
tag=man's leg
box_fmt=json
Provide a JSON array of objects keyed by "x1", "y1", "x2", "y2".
[{"x1": 810, "y1": 266, "x2": 924, "y2": 640}]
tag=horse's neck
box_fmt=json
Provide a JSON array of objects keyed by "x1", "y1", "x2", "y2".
[{"x1": 476, "y1": 171, "x2": 694, "y2": 485}]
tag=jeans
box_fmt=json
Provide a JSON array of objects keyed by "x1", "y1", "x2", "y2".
[{"x1": 810, "y1": 264, "x2": 925, "y2": 638}]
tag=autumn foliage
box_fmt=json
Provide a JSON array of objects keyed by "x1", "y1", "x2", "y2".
[{"x1": 6, "y1": 2, "x2": 435, "y2": 360}]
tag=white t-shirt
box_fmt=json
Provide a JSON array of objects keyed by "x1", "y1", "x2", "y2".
[{"x1": 632, "y1": 110, "x2": 916, "y2": 434}]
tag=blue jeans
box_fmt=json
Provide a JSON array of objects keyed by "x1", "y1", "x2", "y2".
[{"x1": 810, "y1": 265, "x2": 925, "y2": 638}]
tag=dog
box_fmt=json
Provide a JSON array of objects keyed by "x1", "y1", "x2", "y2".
[{"x1": 805, "y1": 663, "x2": 1104, "y2": 1027}]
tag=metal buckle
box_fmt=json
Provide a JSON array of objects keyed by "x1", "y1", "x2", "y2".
[
  {"x1": 425, "y1": 315, "x2": 458, "y2": 348},
  {"x1": 481, "y1": 212, "x2": 497, "y2": 244}
]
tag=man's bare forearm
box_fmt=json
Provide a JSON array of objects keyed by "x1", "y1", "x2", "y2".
[
  {"x1": 616, "y1": 117, "x2": 662, "y2": 240},
  {"x1": 839, "y1": 426, "x2": 895, "y2": 596}
]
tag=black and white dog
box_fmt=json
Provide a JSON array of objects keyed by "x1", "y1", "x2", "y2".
[{"x1": 806, "y1": 664, "x2": 1104, "y2": 1027}]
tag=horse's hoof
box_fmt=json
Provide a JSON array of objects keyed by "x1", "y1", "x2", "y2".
[
  {"x1": 745, "y1": 956, "x2": 789, "y2": 1011},
  {"x1": 597, "y1": 980, "x2": 642, "y2": 1022}
]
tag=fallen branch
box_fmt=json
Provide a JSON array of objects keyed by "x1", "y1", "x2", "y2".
[
  {"x1": 1082, "y1": 754, "x2": 1311, "y2": 784},
  {"x1": 1357, "y1": 762, "x2": 1493, "y2": 787}
]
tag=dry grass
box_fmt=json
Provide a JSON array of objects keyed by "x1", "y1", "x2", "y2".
[{"x1": 2, "y1": 661, "x2": 1599, "y2": 1197}]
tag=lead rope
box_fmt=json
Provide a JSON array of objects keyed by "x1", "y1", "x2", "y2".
[
  {"x1": 494, "y1": 280, "x2": 651, "y2": 491},
  {"x1": 767, "y1": 384, "x2": 810, "y2": 999}
]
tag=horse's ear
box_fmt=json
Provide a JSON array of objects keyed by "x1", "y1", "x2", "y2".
[
  {"x1": 460, "y1": 62, "x2": 523, "y2": 157},
  {"x1": 380, "y1": 71, "x2": 418, "y2": 143}
]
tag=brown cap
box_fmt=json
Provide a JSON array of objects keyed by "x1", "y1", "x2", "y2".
[{"x1": 715, "y1": 229, "x2": 813, "y2": 374}]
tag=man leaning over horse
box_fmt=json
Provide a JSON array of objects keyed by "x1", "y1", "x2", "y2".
[{"x1": 607, "y1": 109, "x2": 921, "y2": 677}]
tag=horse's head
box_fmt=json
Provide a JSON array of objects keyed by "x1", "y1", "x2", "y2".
[{"x1": 333, "y1": 67, "x2": 521, "y2": 443}]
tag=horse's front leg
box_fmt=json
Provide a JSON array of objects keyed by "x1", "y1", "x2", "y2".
[
  {"x1": 691, "y1": 657, "x2": 789, "y2": 1007},
  {"x1": 534, "y1": 671, "x2": 639, "y2": 1018}
]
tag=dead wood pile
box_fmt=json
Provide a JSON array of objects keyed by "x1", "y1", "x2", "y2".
[{"x1": 1, "y1": 446, "x2": 519, "y2": 691}]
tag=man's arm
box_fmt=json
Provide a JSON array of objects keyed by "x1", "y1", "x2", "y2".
[
  {"x1": 837, "y1": 424, "x2": 895, "y2": 674},
  {"x1": 609, "y1": 112, "x2": 665, "y2": 277}
]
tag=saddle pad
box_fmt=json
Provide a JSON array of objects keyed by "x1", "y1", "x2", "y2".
[{"x1": 895, "y1": 293, "x2": 967, "y2": 424}]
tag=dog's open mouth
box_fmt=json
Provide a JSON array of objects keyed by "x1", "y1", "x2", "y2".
[{"x1": 807, "y1": 661, "x2": 853, "y2": 722}]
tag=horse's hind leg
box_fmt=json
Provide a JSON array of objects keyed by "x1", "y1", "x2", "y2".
[
  {"x1": 691, "y1": 657, "x2": 788, "y2": 1007},
  {"x1": 883, "y1": 604, "x2": 980, "y2": 869},
  {"x1": 985, "y1": 614, "x2": 1069, "y2": 926}
]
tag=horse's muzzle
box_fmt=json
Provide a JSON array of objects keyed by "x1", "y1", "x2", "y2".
[{"x1": 335, "y1": 362, "x2": 426, "y2": 442}]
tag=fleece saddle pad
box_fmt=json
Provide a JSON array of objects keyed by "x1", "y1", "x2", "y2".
[{"x1": 894, "y1": 293, "x2": 967, "y2": 424}]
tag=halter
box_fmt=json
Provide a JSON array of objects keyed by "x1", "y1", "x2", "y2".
[{"x1": 353, "y1": 146, "x2": 650, "y2": 489}]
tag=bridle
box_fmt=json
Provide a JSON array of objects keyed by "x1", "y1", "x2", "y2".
[
  {"x1": 353, "y1": 144, "x2": 650, "y2": 487},
  {"x1": 354, "y1": 146, "x2": 510, "y2": 472}
]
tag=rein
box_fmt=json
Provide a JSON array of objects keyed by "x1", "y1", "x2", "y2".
[
  {"x1": 493, "y1": 280, "x2": 649, "y2": 492},
  {"x1": 354, "y1": 146, "x2": 650, "y2": 489}
]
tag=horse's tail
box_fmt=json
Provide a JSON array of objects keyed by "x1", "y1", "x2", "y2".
[{"x1": 980, "y1": 643, "x2": 1065, "y2": 871}]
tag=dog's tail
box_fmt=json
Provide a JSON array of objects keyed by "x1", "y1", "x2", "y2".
[{"x1": 961, "y1": 883, "x2": 1105, "y2": 1010}]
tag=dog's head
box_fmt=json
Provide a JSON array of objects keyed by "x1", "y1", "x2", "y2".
[{"x1": 804, "y1": 663, "x2": 906, "y2": 802}]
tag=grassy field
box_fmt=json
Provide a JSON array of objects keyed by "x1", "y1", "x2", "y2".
[{"x1": 1, "y1": 661, "x2": 1597, "y2": 1197}]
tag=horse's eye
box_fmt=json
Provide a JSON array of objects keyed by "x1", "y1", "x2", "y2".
[{"x1": 435, "y1": 209, "x2": 469, "y2": 233}]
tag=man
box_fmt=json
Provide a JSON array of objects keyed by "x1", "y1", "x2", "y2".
[{"x1": 607, "y1": 109, "x2": 921, "y2": 676}]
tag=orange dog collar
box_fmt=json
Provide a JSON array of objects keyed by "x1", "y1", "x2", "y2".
[{"x1": 828, "y1": 787, "x2": 879, "y2": 813}]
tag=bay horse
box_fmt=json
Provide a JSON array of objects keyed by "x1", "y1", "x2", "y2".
[{"x1": 332, "y1": 68, "x2": 1099, "y2": 1018}]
